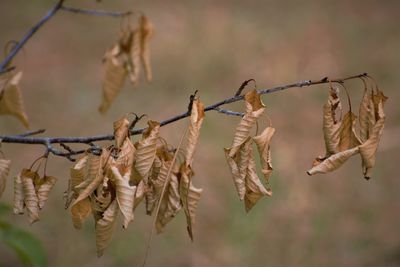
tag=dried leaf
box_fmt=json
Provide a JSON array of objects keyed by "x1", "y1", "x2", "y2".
[
  {"x1": 71, "y1": 197, "x2": 92, "y2": 230},
  {"x1": 224, "y1": 138, "x2": 252, "y2": 201},
  {"x1": 37, "y1": 175, "x2": 57, "y2": 210},
  {"x1": 358, "y1": 87, "x2": 372, "y2": 143},
  {"x1": 184, "y1": 98, "x2": 205, "y2": 167},
  {"x1": 244, "y1": 147, "x2": 271, "y2": 212},
  {"x1": 0, "y1": 71, "x2": 29, "y2": 128},
  {"x1": 338, "y1": 111, "x2": 361, "y2": 152},
  {"x1": 359, "y1": 92, "x2": 386, "y2": 179},
  {"x1": 113, "y1": 115, "x2": 130, "y2": 148},
  {"x1": 133, "y1": 120, "x2": 160, "y2": 182},
  {"x1": 21, "y1": 169, "x2": 40, "y2": 224},
  {"x1": 99, "y1": 47, "x2": 127, "y2": 114},
  {"x1": 323, "y1": 87, "x2": 342, "y2": 155},
  {"x1": 116, "y1": 137, "x2": 135, "y2": 175},
  {"x1": 111, "y1": 166, "x2": 136, "y2": 229},
  {"x1": 96, "y1": 200, "x2": 119, "y2": 257},
  {"x1": 0, "y1": 158, "x2": 11, "y2": 199},
  {"x1": 253, "y1": 126, "x2": 275, "y2": 183},
  {"x1": 13, "y1": 171, "x2": 25, "y2": 214},
  {"x1": 179, "y1": 164, "x2": 203, "y2": 241},
  {"x1": 139, "y1": 15, "x2": 154, "y2": 82},
  {"x1": 228, "y1": 89, "x2": 265, "y2": 156},
  {"x1": 156, "y1": 173, "x2": 182, "y2": 234},
  {"x1": 133, "y1": 179, "x2": 147, "y2": 211},
  {"x1": 307, "y1": 146, "x2": 360, "y2": 175},
  {"x1": 129, "y1": 29, "x2": 141, "y2": 86}
]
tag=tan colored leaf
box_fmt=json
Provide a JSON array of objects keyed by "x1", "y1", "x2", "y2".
[
  {"x1": 111, "y1": 166, "x2": 136, "y2": 229},
  {"x1": 71, "y1": 197, "x2": 92, "y2": 230},
  {"x1": 128, "y1": 29, "x2": 141, "y2": 86},
  {"x1": 0, "y1": 71, "x2": 29, "y2": 128},
  {"x1": 358, "y1": 87, "x2": 372, "y2": 143},
  {"x1": 116, "y1": 137, "x2": 135, "y2": 175},
  {"x1": 179, "y1": 164, "x2": 203, "y2": 241},
  {"x1": 13, "y1": 171, "x2": 25, "y2": 214},
  {"x1": 244, "y1": 147, "x2": 271, "y2": 213},
  {"x1": 228, "y1": 90, "x2": 265, "y2": 156},
  {"x1": 145, "y1": 156, "x2": 163, "y2": 215},
  {"x1": 133, "y1": 179, "x2": 147, "y2": 211},
  {"x1": 184, "y1": 98, "x2": 205, "y2": 167},
  {"x1": 338, "y1": 111, "x2": 361, "y2": 152},
  {"x1": 133, "y1": 120, "x2": 160, "y2": 182},
  {"x1": 359, "y1": 93, "x2": 386, "y2": 179},
  {"x1": 323, "y1": 87, "x2": 342, "y2": 155},
  {"x1": 113, "y1": 115, "x2": 130, "y2": 148},
  {"x1": 307, "y1": 146, "x2": 360, "y2": 175},
  {"x1": 253, "y1": 126, "x2": 275, "y2": 183},
  {"x1": 37, "y1": 175, "x2": 57, "y2": 210},
  {"x1": 96, "y1": 200, "x2": 119, "y2": 257},
  {"x1": 99, "y1": 48, "x2": 127, "y2": 114},
  {"x1": 156, "y1": 173, "x2": 182, "y2": 234},
  {"x1": 21, "y1": 169, "x2": 40, "y2": 224},
  {"x1": 224, "y1": 138, "x2": 252, "y2": 201},
  {"x1": 0, "y1": 159, "x2": 11, "y2": 199},
  {"x1": 139, "y1": 15, "x2": 154, "y2": 82}
]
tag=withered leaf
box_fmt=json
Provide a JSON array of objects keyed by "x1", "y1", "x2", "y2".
[
  {"x1": 338, "y1": 111, "x2": 361, "y2": 152},
  {"x1": 133, "y1": 120, "x2": 160, "y2": 182},
  {"x1": 253, "y1": 126, "x2": 275, "y2": 183},
  {"x1": 71, "y1": 197, "x2": 92, "y2": 230},
  {"x1": 111, "y1": 166, "x2": 136, "y2": 229},
  {"x1": 99, "y1": 46, "x2": 127, "y2": 114},
  {"x1": 37, "y1": 175, "x2": 57, "y2": 210},
  {"x1": 139, "y1": 15, "x2": 154, "y2": 82},
  {"x1": 358, "y1": 87, "x2": 372, "y2": 143},
  {"x1": 13, "y1": 171, "x2": 25, "y2": 214},
  {"x1": 113, "y1": 115, "x2": 130, "y2": 148},
  {"x1": 244, "y1": 146, "x2": 271, "y2": 213},
  {"x1": 323, "y1": 86, "x2": 342, "y2": 155},
  {"x1": 184, "y1": 98, "x2": 205, "y2": 167},
  {"x1": 0, "y1": 158, "x2": 11, "y2": 199},
  {"x1": 156, "y1": 174, "x2": 182, "y2": 234},
  {"x1": 96, "y1": 200, "x2": 119, "y2": 257},
  {"x1": 0, "y1": 71, "x2": 29, "y2": 128},
  {"x1": 128, "y1": 29, "x2": 141, "y2": 86},
  {"x1": 21, "y1": 169, "x2": 40, "y2": 224},
  {"x1": 307, "y1": 146, "x2": 360, "y2": 175},
  {"x1": 179, "y1": 164, "x2": 203, "y2": 241}
]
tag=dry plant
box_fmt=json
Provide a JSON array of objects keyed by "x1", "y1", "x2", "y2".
[{"x1": 0, "y1": 0, "x2": 388, "y2": 262}]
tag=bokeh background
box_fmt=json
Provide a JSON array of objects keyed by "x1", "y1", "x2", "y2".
[{"x1": 1, "y1": 0, "x2": 399, "y2": 266}]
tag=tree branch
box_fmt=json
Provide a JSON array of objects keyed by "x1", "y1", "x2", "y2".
[
  {"x1": 0, "y1": 73, "x2": 368, "y2": 160},
  {"x1": 61, "y1": 6, "x2": 132, "y2": 17}
]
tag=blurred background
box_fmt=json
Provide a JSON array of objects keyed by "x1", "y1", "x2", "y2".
[{"x1": 0, "y1": 0, "x2": 399, "y2": 266}]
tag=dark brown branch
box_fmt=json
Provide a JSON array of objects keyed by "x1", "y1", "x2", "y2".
[
  {"x1": 61, "y1": 6, "x2": 132, "y2": 17},
  {"x1": 0, "y1": 73, "x2": 368, "y2": 160}
]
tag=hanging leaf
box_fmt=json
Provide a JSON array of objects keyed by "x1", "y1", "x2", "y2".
[
  {"x1": 184, "y1": 98, "x2": 205, "y2": 167},
  {"x1": 116, "y1": 137, "x2": 135, "y2": 175},
  {"x1": 37, "y1": 176, "x2": 57, "y2": 210},
  {"x1": 65, "y1": 155, "x2": 88, "y2": 209},
  {"x1": 111, "y1": 166, "x2": 136, "y2": 229},
  {"x1": 13, "y1": 171, "x2": 25, "y2": 214},
  {"x1": 228, "y1": 89, "x2": 265, "y2": 157},
  {"x1": 179, "y1": 164, "x2": 203, "y2": 241},
  {"x1": 359, "y1": 91, "x2": 387, "y2": 179},
  {"x1": 323, "y1": 86, "x2": 342, "y2": 155},
  {"x1": 133, "y1": 179, "x2": 147, "y2": 211},
  {"x1": 21, "y1": 169, "x2": 40, "y2": 224},
  {"x1": 0, "y1": 71, "x2": 29, "y2": 128},
  {"x1": 95, "y1": 200, "x2": 119, "y2": 257},
  {"x1": 113, "y1": 115, "x2": 130, "y2": 148},
  {"x1": 358, "y1": 87, "x2": 372, "y2": 143},
  {"x1": 307, "y1": 146, "x2": 360, "y2": 175},
  {"x1": 224, "y1": 138, "x2": 252, "y2": 201},
  {"x1": 139, "y1": 15, "x2": 154, "y2": 82},
  {"x1": 128, "y1": 29, "x2": 141, "y2": 86},
  {"x1": 99, "y1": 45, "x2": 127, "y2": 114},
  {"x1": 133, "y1": 120, "x2": 160, "y2": 183},
  {"x1": 244, "y1": 146, "x2": 271, "y2": 212},
  {"x1": 253, "y1": 126, "x2": 275, "y2": 183},
  {"x1": 338, "y1": 111, "x2": 361, "y2": 152},
  {"x1": 0, "y1": 158, "x2": 11, "y2": 199}
]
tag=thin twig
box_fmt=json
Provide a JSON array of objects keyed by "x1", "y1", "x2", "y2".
[
  {"x1": 15, "y1": 129, "x2": 46, "y2": 137},
  {"x1": 0, "y1": 73, "x2": 368, "y2": 159},
  {"x1": 214, "y1": 107, "x2": 244, "y2": 117},
  {"x1": 0, "y1": 66, "x2": 16, "y2": 75},
  {"x1": 0, "y1": 0, "x2": 66, "y2": 72},
  {"x1": 61, "y1": 6, "x2": 132, "y2": 17}
]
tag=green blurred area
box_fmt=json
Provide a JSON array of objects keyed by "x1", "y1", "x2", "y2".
[{"x1": 1, "y1": 0, "x2": 399, "y2": 266}]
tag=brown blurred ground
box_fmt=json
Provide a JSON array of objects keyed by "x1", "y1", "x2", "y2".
[{"x1": 1, "y1": 0, "x2": 400, "y2": 266}]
